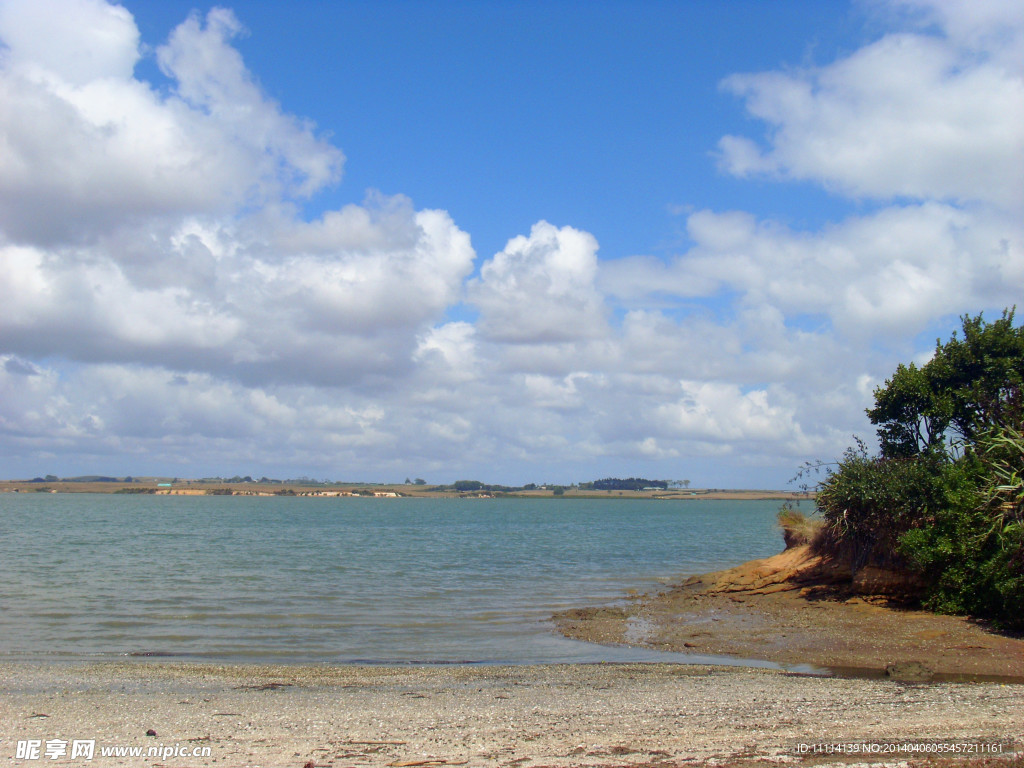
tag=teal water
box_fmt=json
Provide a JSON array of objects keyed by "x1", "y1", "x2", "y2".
[{"x1": 0, "y1": 494, "x2": 792, "y2": 664}]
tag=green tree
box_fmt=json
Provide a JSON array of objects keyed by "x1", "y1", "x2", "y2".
[
  {"x1": 867, "y1": 362, "x2": 945, "y2": 458},
  {"x1": 868, "y1": 308, "x2": 1023, "y2": 458},
  {"x1": 815, "y1": 308, "x2": 1024, "y2": 627}
]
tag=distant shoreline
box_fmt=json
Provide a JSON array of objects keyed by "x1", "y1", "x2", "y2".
[{"x1": 0, "y1": 480, "x2": 810, "y2": 500}]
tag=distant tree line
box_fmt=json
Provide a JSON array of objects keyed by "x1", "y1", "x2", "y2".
[
  {"x1": 30, "y1": 475, "x2": 128, "y2": 483},
  {"x1": 581, "y1": 477, "x2": 668, "y2": 491},
  {"x1": 449, "y1": 480, "x2": 519, "y2": 493},
  {"x1": 20, "y1": 474, "x2": 689, "y2": 496}
]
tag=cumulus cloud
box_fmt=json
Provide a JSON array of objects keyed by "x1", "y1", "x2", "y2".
[
  {"x1": 0, "y1": 0, "x2": 138, "y2": 83},
  {"x1": 0, "y1": 358, "x2": 396, "y2": 468},
  {"x1": 0, "y1": 0, "x2": 1019, "y2": 485},
  {"x1": 590, "y1": 0, "x2": 1023, "y2": 476},
  {"x1": 469, "y1": 221, "x2": 608, "y2": 343},
  {"x1": 0, "y1": 209, "x2": 474, "y2": 386},
  {"x1": 157, "y1": 8, "x2": 342, "y2": 199},
  {"x1": 0, "y1": 0, "x2": 473, "y2": 389},
  {"x1": 890, "y1": 0, "x2": 1024, "y2": 68},
  {"x1": 0, "y1": 1, "x2": 343, "y2": 244},
  {"x1": 654, "y1": 381, "x2": 806, "y2": 445},
  {"x1": 620, "y1": 203, "x2": 1022, "y2": 339},
  {"x1": 614, "y1": 0, "x2": 1023, "y2": 343},
  {"x1": 717, "y1": 3, "x2": 1024, "y2": 209}
]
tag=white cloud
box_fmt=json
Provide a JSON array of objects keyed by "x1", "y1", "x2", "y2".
[
  {"x1": 0, "y1": 205, "x2": 475, "y2": 387},
  {"x1": 596, "y1": 254, "x2": 717, "y2": 303},
  {"x1": 469, "y1": 221, "x2": 608, "y2": 343},
  {"x1": 889, "y1": 0, "x2": 1024, "y2": 68},
  {"x1": 0, "y1": 0, "x2": 138, "y2": 84},
  {"x1": 274, "y1": 193, "x2": 421, "y2": 255},
  {"x1": 718, "y1": 3, "x2": 1024, "y2": 209},
  {"x1": 0, "y1": 2, "x2": 343, "y2": 244},
  {"x1": 414, "y1": 322, "x2": 479, "y2": 380},
  {"x1": 0, "y1": 0, "x2": 1019, "y2": 486},
  {"x1": 654, "y1": 381, "x2": 806, "y2": 445},
  {"x1": 156, "y1": 8, "x2": 342, "y2": 199},
  {"x1": 601, "y1": 202, "x2": 1022, "y2": 340},
  {"x1": 0, "y1": 1, "x2": 474, "y2": 388}
]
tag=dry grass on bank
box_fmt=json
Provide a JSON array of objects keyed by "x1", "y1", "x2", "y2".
[{"x1": 777, "y1": 507, "x2": 825, "y2": 550}]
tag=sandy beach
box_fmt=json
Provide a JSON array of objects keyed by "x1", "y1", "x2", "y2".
[
  {"x1": 2, "y1": 661, "x2": 1022, "y2": 767},
  {"x1": 3, "y1": 545, "x2": 1023, "y2": 767}
]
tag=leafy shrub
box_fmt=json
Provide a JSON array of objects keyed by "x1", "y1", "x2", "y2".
[
  {"x1": 978, "y1": 422, "x2": 1024, "y2": 531},
  {"x1": 808, "y1": 309, "x2": 1024, "y2": 627},
  {"x1": 814, "y1": 440, "x2": 950, "y2": 570},
  {"x1": 898, "y1": 495, "x2": 1023, "y2": 628},
  {"x1": 895, "y1": 459, "x2": 990, "y2": 612}
]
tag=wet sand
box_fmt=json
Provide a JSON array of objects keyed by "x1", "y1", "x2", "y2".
[
  {"x1": 1, "y1": 661, "x2": 1021, "y2": 767},
  {"x1": 554, "y1": 545, "x2": 1024, "y2": 681}
]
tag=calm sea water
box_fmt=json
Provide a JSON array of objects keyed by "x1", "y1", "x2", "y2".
[{"x1": 0, "y1": 494, "x2": 793, "y2": 664}]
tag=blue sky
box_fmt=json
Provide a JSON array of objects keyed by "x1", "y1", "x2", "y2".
[
  {"x1": 132, "y1": 0, "x2": 859, "y2": 263},
  {"x1": 0, "y1": 0, "x2": 1021, "y2": 486}
]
